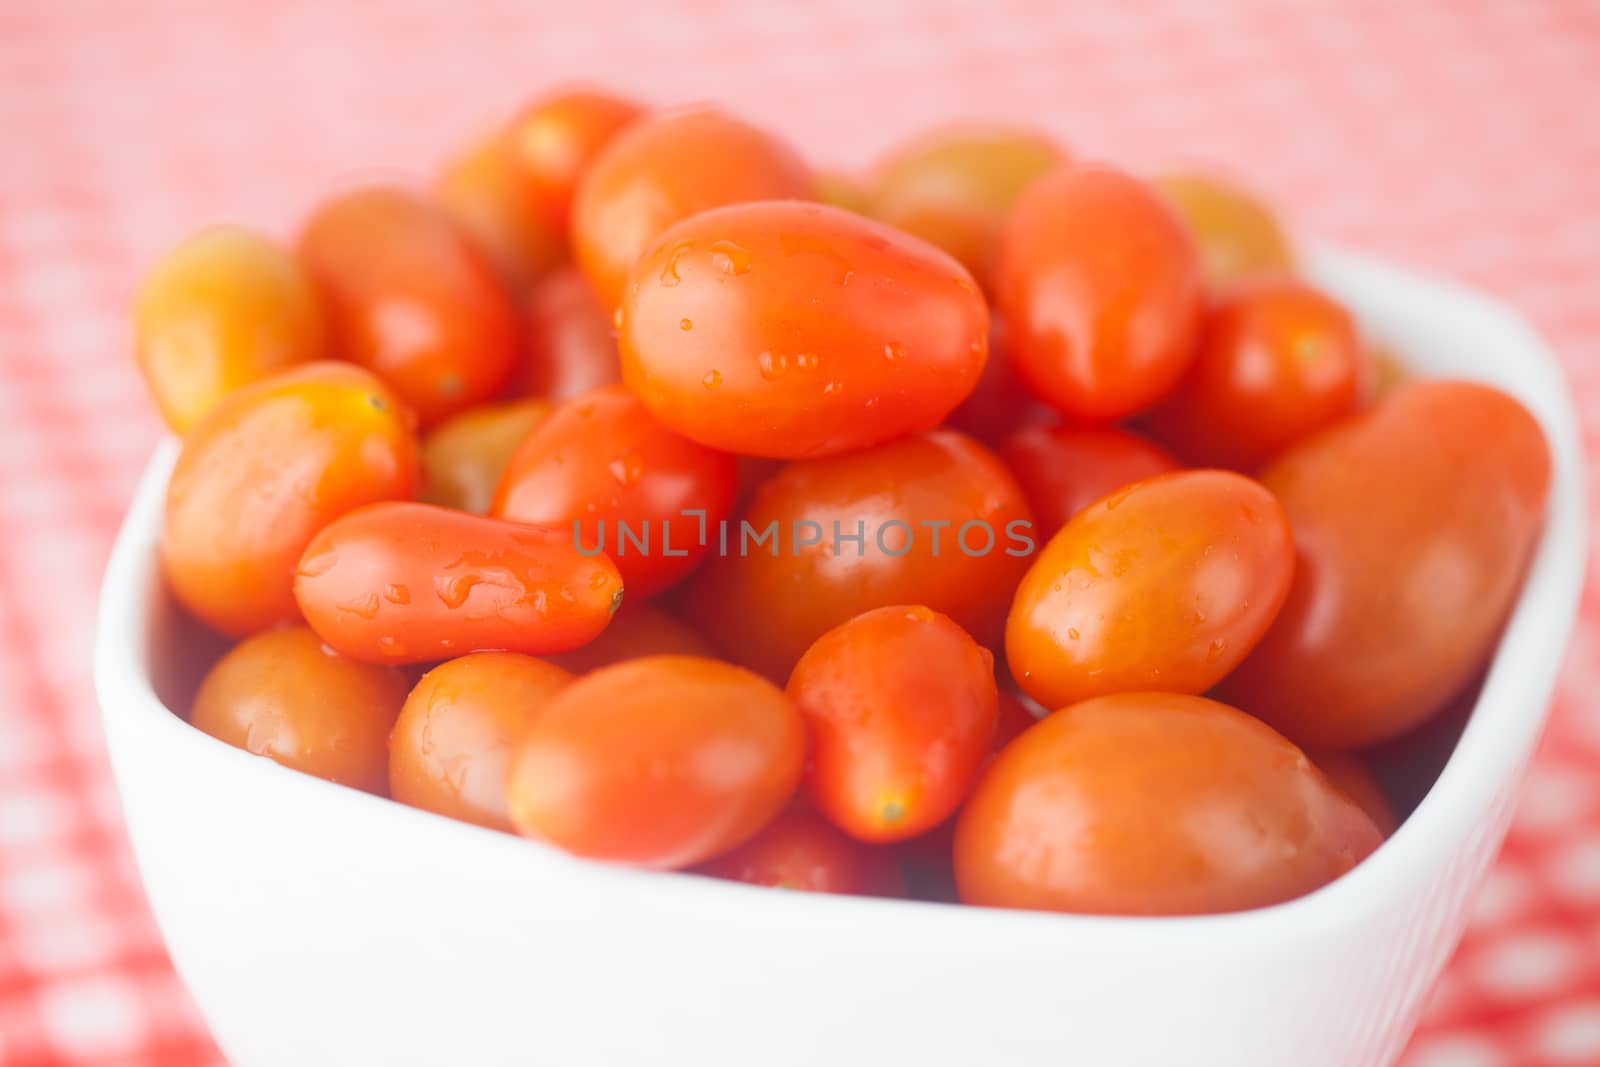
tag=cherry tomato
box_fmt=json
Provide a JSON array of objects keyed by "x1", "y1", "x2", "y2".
[
  {"x1": 686, "y1": 430, "x2": 1033, "y2": 682},
  {"x1": 1313, "y1": 751, "x2": 1399, "y2": 838},
  {"x1": 162, "y1": 363, "x2": 418, "y2": 637},
  {"x1": 572, "y1": 108, "x2": 814, "y2": 309},
  {"x1": 503, "y1": 87, "x2": 643, "y2": 236},
  {"x1": 993, "y1": 689, "x2": 1040, "y2": 749},
  {"x1": 1006, "y1": 470, "x2": 1293, "y2": 710},
  {"x1": 516, "y1": 265, "x2": 620, "y2": 400},
  {"x1": 135, "y1": 226, "x2": 325, "y2": 433},
  {"x1": 420, "y1": 398, "x2": 551, "y2": 514},
  {"x1": 955, "y1": 693, "x2": 1383, "y2": 915},
  {"x1": 1000, "y1": 424, "x2": 1179, "y2": 538},
  {"x1": 493, "y1": 384, "x2": 737, "y2": 595},
  {"x1": 1369, "y1": 343, "x2": 1408, "y2": 399},
  {"x1": 190, "y1": 627, "x2": 407, "y2": 794},
  {"x1": 1220, "y1": 380, "x2": 1550, "y2": 749},
  {"x1": 436, "y1": 131, "x2": 564, "y2": 288},
  {"x1": 620, "y1": 201, "x2": 989, "y2": 458},
  {"x1": 1147, "y1": 278, "x2": 1366, "y2": 470},
  {"x1": 389, "y1": 652, "x2": 573, "y2": 831},
  {"x1": 788, "y1": 605, "x2": 998, "y2": 842},
  {"x1": 544, "y1": 603, "x2": 712, "y2": 674},
  {"x1": 942, "y1": 317, "x2": 1055, "y2": 446},
  {"x1": 816, "y1": 171, "x2": 871, "y2": 214},
  {"x1": 298, "y1": 187, "x2": 520, "y2": 427},
  {"x1": 1153, "y1": 172, "x2": 1295, "y2": 287},
  {"x1": 995, "y1": 164, "x2": 1203, "y2": 420},
  {"x1": 506, "y1": 656, "x2": 805, "y2": 868},
  {"x1": 697, "y1": 809, "x2": 907, "y2": 897},
  {"x1": 294, "y1": 501, "x2": 623, "y2": 664},
  {"x1": 870, "y1": 125, "x2": 1066, "y2": 287}
]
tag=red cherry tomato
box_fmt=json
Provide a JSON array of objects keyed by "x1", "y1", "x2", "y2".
[
  {"x1": 298, "y1": 187, "x2": 520, "y2": 427},
  {"x1": 389, "y1": 652, "x2": 573, "y2": 831},
  {"x1": 787, "y1": 605, "x2": 999, "y2": 843},
  {"x1": 697, "y1": 809, "x2": 906, "y2": 897},
  {"x1": 436, "y1": 131, "x2": 564, "y2": 288},
  {"x1": 572, "y1": 108, "x2": 814, "y2": 309},
  {"x1": 686, "y1": 430, "x2": 1033, "y2": 682},
  {"x1": 955, "y1": 693, "x2": 1383, "y2": 915},
  {"x1": 162, "y1": 362, "x2": 418, "y2": 637},
  {"x1": 543, "y1": 603, "x2": 712, "y2": 674},
  {"x1": 504, "y1": 87, "x2": 644, "y2": 236},
  {"x1": 191, "y1": 627, "x2": 408, "y2": 794},
  {"x1": 993, "y1": 689, "x2": 1040, "y2": 750},
  {"x1": 517, "y1": 265, "x2": 620, "y2": 401},
  {"x1": 1000, "y1": 424, "x2": 1180, "y2": 538},
  {"x1": 506, "y1": 656, "x2": 805, "y2": 869},
  {"x1": 942, "y1": 317, "x2": 1055, "y2": 446},
  {"x1": 1313, "y1": 751, "x2": 1399, "y2": 838},
  {"x1": 1221, "y1": 380, "x2": 1550, "y2": 749},
  {"x1": 493, "y1": 384, "x2": 738, "y2": 596},
  {"x1": 1006, "y1": 470, "x2": 1293, "y2": 710},
  {"x1": 1147, "y1": 278, "x2": 1367, "y2": 470},
  {"x1": 294, "y1": 501, "x2": 623, "y2": 664},
  {"x1": 619, "y1": 200, "x2": 989, "y2": 459},
  {"x1": 995, "y1": 164, "x2": 1203, "y2": 420}
]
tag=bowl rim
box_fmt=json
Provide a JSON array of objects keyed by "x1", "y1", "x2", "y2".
[{"x1": 94, "y1": 243, "x2": 1590, "y2": 949}]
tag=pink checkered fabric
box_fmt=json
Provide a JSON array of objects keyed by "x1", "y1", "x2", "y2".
[{"x1": 1, "y1": 2, "x2": 1597, "y2": 1064}]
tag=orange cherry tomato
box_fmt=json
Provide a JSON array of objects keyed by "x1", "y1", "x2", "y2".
[
  {"x1": 697, "y1": 808, "x2": 906, "y2": 897},
  {"x1": 1221, "y1": 380, "x2": 1550, "y2": 749},
  {"x1": 190, "y1": 627, "x2": 407, "y2": 794},
  {"x1": 162, "y1": 362, "x2": 418, "y2": 637},
  {"x1": 870, "y1": 125, "x2": 1066, "y2": 287},
  {"x1": 572, "y1": 108, "x2": 814, "y2": 309},
  {"x1": 544, "y1": 603, "x2": 712, "y2": 674},
  {"x1": 1006, "y1": 470, "x2": 1293, "y2": 710},
  {"x1": 420, "y1": 398, "x2": 551, "y2": 514},
  {"x1": 436, "y1": 131, "x2": 564, "y2": 288},
  {"x1": 942, "y1": 317, "x2": 1055, "y2": 446},
  {"x1": 955, "y1": 693, "x2": 1383, "y2": 915},
  {"x1": 506, "y1": 656, "x2": 805, "y2": 868},
  {"x1": 1000, "y1": 424, "x2": 1180, "y2": 538},
  {"x1": 517, "y1": 264, "x2": 621, "y2": 401},
  {"x1": 135, "y1": 226, "x2": 325, "y2": 433},
  {"x1": 294, "y1": 501, "x2": 623, "y2": 665},
  {"x1": 995, "y1": 164, "x2": 1203, "y2": 420},
  {"x1": 504, "y1": 87, "x2": 643, "y2": 236},
  {"x1": 493, "y1": 384, "x2": 738, "y2": 596},
  {"x1": 620, "y1": 201, "x2": 989, "y2": 458},
  {"x1": 1147, "y1": 278, "x2": 1367, "y2": 470},
  {"x1": 1153, "y1": 172, "x2": 1295, "y2": 287},
  {"x1": 687, "y1": 430, "x2": 1033, "y2": 682},
  {"x1": 993, "y1": 689, "x2": 1040, "y2": 750},
  {"x1": 1313, "y1": 751, "x2": 1399, "y2": 838},
  {"x1": 788, "y1": 605, "x2": 999, "y2": 842},
  {"x1": 298, "y1": 187, "x2": 520, "y2": 427},
  {"x1": 389, "y1": 652, "x2": 573, "y2": 831}
]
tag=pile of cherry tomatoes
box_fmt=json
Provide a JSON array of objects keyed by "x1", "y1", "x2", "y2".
[{"x1": 139, "y1": 85, "x2": 1551, "y2": 916}]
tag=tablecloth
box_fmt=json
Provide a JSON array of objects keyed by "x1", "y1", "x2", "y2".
[{"x1": 1, "y1": 1, "x2": 1597, "y2": 1063}]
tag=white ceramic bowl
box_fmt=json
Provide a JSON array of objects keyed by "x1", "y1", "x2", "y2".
[{"x1": 96, "y1": 247, "x2": 1587, "y2": 1067}]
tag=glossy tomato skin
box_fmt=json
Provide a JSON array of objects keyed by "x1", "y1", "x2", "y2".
[
  {"x1": 686, "y1": 430, "x2": 1033, "y2": 682},
  {"x1": 620, "y1": 201, "x2": 989, "y2": 459},
  {"x1": 420, "y1": 398, "x2": 551, "y2": 514},
  {"x1": 492, "y1": 384, "x2": 738, "y2": 596},
  {"x1": 1313, "y1": 751, "x2": 1399, "y2": 838},
  {"x1": 1000, "y1": 424, "x2": 1180, "y2": 538},
  {"x1": 505, "y1": 87, "x2": 643, "y2": 235},
  {"x1": 544, "y1": 603, "x2": 712, "y2": 674},
  {"x1": 788, "y1": 606, "x2": 999, "y2": 843},
  {"x1": 190, "y1": 627, "x2": 408, "y2": 794},
  {"x1": 298, "y1": 187, "x2": 520, "y2": 427},
  {"x1": 506, "y1": 655, "x2": 805, "y2": 869},
  {"x1": 1153, "y1": 173, "x2": 1295, "y2": 288},
  {"x1": 162, "y1": 362, "x2": 418, "y2": 637},
  {"x1": 995, "y1": 165, "x2": 1203, "y2": 420},
  {"x1": 389, "y1": 652, "x2": 573, "y2": 831},
  {"x1": 1147, "y1": 278, "x2": 1367, "y2": 471},
  {"x1": 516, "y1": 265, "x2": 620, "y2": 400},
  {"x1": 1006, "y1": 470, "x2": 1293, "y2": 710},
  {"x1": 697, "y1": 808, "x2": 906, "y2": 896},
  {"x1": 135, "y1": 226, "x2": 325, "y2": 433},
  {"x1": 572, "y1": 108, "x2": 814, "y2": 309},
  {"x1": 1220, "y1": 380, "x2": 1550, "y2": 749},
  {"x1": 436, "y1": 132, "x2": 564, "y2": 288},
  {"x1": 955, "y1": 693, "x2": 1383, "y2": 915},
  {"x1": 294, "y1": 501, "x2": 623, "y2": 665}
]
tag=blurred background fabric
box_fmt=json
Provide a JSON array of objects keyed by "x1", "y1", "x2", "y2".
[{"x1": 1, "y1": 1, "x2": 1598, "y2": 1064}]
